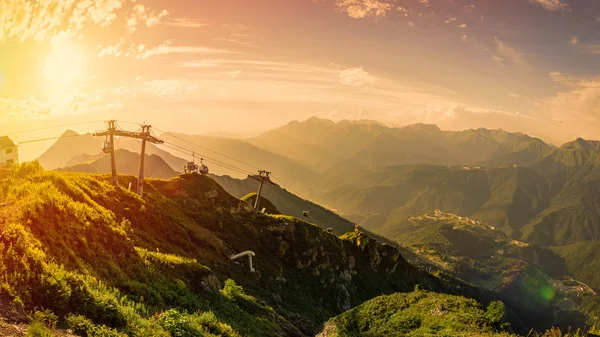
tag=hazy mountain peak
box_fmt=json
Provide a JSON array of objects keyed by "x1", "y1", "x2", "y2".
[
  {"x1": 401, "y1": 123, "x2": 441, "y2": 133},
  {"x1": 561, "y1": 137, "x2": 600, "y2": 151},
  {"x1": 304, "y1": 116, "x2": 335, "y2": 125},
  {"x1": 61, "y1": 129, "x2": 80, "y2": 138}
]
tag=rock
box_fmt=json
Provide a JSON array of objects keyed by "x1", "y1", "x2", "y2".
[
  {"x1": 336, "y1": 284, "x2": 351, "y2": 311},
  {"x1": 200, "y1": 274, "x2": 221, "y2": 294},
  {"x1": 316, "y1": 322, "x2": 338, "y2": 337},
  {"x1": 339, "y1": 269, "x2": 352, "y2": 283},
  {"x1": 348, "y1": 256, "x2": 356, "y2": 270},
  {"x1": 204, "y1": 190, "x2": 218, "y2": 199}
]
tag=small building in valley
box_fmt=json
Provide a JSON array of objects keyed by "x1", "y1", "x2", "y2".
[{"x1": 0, "y1": 136, "x2": 18, "y2": 167}]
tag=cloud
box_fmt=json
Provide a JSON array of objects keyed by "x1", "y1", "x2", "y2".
[
  {"x1": 581, "y1": 44, "x2": 600, "y2": 54},
  {"x1": 571, "y1": 37, "x2": 578, "y2": 45},
  {"x1": 538, "y1": 77, "x2": 600, "y2": 141},
  {"x1": 97, "y1": 40, "x2": 233, "y2": 58},
  {"x1": 137, "y1": 41, "x2": 234, "y2": 58},
  {"x1": 336, "y1": 0, "x2": 393, "y2": 19},
  {"x1": 528, "y1": 0, "x2": 568, "y2": 11},
  {"x1": 493, "y1": 37, "x2": 524, "y2": 66},
  {"x1": 126, "y1": 4, "x2": 169, "y2": 33},
  {"x1": 0, "y1": 0, "x2": 170, "y2": 44},
  {"x1": 339, "y1": 67, "x2": 376, "y2": 87},
  {"x1": 165, "y1": 18, "x2": 209, "y2": 28},
  {"x1": 0, "y1": 88, "x2": 119, "y2": 120},
  {"x1": 549, "y1": 71, "x2": 576, "y2": 85}
]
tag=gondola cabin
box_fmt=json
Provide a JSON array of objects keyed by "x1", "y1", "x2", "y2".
[
  {"x1": 102, "y1": 137, "x2": 113, "y2": 153},
  {"x1": 199, "y1": 158, "x2": 209, "y2": 174}
]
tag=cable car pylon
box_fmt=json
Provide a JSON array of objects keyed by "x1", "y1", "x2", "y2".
[
  {"x1": 93, "y1": 120, "x2": 164, "y2": 195},
  {"x1": 248, "y1": 170, "x2": 278, "y2": 212}
]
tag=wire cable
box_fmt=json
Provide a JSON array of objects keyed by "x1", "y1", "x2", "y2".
[
  {"x1": 154, "y1": 127, "x2": 262, "y2": 171},
  {"x1": 7, "y1": 121, "x2": 104, "y2": 136},
  {"x1": 161, "y1": 141, "x2": 255, "y2": 176},
  {"x1": 16, "y1": 133, "x2": 86, "y2": 144},
  {"x1": 9, "y1": 119, "x2": 303, "y2": 198}
]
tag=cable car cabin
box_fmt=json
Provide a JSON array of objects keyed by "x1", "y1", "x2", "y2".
[
  {"x1": 199, "y1": 164, "x2": 209, "y2": 175},
  {"x1": 101, "y1": 139, "x2": 112, "y2": 153},
  {"x1": 198, "y1": 158, "x2": 209, "y2": 175}
]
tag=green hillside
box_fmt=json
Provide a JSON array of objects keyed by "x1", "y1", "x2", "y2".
[
  {"x1": 317, "y1": 165, "x2": 550, "y2": 239},
  {"x1": 0, "y1": 162, "x2": 445, "y2": 336},
  {"x1": 211, "y1": 175, "x2": 356, "y2": 235},
  {"x1": 320, "y1": 290, "x2": 515, "y2": 337},
  {"x1": 240, "y1": 192, "x2": 281, "y2": 214},
  {"x1": 320, "y1": 289, "x2": 596, "y2": 337},
  {"x1": 388, "y1": 212, "x2": 600, "y2": 329},
  {"x1": 552, "y1": 242, "x2": 600, "y2": 290}
]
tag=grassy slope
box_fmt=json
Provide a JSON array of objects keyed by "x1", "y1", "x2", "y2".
[
  {"x1": 388, "y1": 213, "x2": 600, "y2": 331},
  {"x1": 321, "y1": 290, "x2": 515, "y2": 337},
  {"x1": 321, "y1": 290, "x2": 593, "y2": 337},
  {"x1": 552, "y1": 242, "x2": 600, "y2": 290},
  {"x1": 0, "y1": 162, "x2": 445, "y2": 337},
  {"x1": 211, "y1": 175, "x2": 356, "y2": 235},
  {"x1": 240, "y1": 192, "x2": 281, "y2": 214},
  {"x1": 317, "y1": 165, "x2": 550, "y2": 239}
]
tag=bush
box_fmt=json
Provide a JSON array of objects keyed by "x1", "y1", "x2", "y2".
[
  {"x1": 66, "y1": 314, "x2": 127, "y2": 337},
  {"x1": 485, "y1": 301, "x2": 506, "y2": 325}
]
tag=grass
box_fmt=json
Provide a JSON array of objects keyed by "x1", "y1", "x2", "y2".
[
  {"x1": 325, "y1": 289, "x2": 595, "y2": 337},
  {"x1": 0, "y1": 162, "x2": 435, "y2": 336}
]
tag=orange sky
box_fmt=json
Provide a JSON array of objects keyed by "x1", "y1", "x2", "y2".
[{"x1": 2, "y1": 0, "x2": 600, "y2": 160}]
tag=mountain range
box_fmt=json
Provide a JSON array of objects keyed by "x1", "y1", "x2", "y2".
[{"x1": 27, "y1": 116, "x2": 600, "y2": 335}]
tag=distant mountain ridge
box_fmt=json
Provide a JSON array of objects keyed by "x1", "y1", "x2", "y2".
[
  {"x1": 58, "y1": 149, "x2": 179, "y2": 179},
  {"x1": 37, "y1": 130, "x2": 186, "y2": 171},
  {"x1": 249, "y1": 117, "x2": 554, "y2": 173}
]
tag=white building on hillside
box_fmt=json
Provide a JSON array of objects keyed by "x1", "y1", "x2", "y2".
[{"x1": 0, "y1": 136, "x2": 18, "y2": 167}]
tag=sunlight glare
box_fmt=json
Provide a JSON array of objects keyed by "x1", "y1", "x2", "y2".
[{"x1": 42, "y1": 43, "x2": 85, "y2": 89}]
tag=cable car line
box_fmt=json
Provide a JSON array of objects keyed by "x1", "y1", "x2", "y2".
[
  {"x1": 16, "y1": 133, "x2": 86, "y2": 144},
  {"x1": 7, "y1": 120, "x2": 105, "y2": 136},
  {"x1": 161, "y1": 141, "x2": 255, "y2": 176},
  {"x1": 153, "y1": 127, "x2": 262, "y2": 171},
  {"x1": 160, "y1": 142, "x2": 251, "y2": 176},
  {"x1": 8, "y1": 119, "x2": 303, "y2": 200}
]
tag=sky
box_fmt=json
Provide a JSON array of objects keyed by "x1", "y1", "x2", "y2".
[{"x1": 2, "y1": 0, "x2": 600, "y2": 160}]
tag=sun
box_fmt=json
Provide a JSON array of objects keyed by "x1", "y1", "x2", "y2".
[{"x1": 42, "y1": 42, "x2": 85, "y2": 89}]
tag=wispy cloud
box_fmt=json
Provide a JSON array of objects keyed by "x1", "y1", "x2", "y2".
[
  {"x1": 336, "y1": 0, "x2": 393, "y2": 19},
  {"x1": 165, "y1": 18, "x2": 209, "y2": 28},
  {"x1": 528, "y1": 0, "x2": 569, "y2": 11},
  {"x1": 493, "y1": 37, "x2": 524, "y2": 66},
  {"x1": 0, "y1": 0, "x2": 168, "y2": 44},
  {"x1": 339, "y1": 67, "x2": 376, "y2": 87},
  {"x1": 126, "y1": 4, "x2": 169, "y2": 33},
  {"x1": 580, "y1": 44, "x2": 600, "y2": 54},
  {"x1": 138, "y1": 42, "x2": 235, "y2": 58},
  {"x1": 539, "y1": 76, "x2": 600, "y2": 141},
  {"x1": 549, "y1": 71, "x2": 576, "y2": 85},
  {"x1": 97, "y1": 40, "x2": 234, "y2": 59},
  {"x1": 0, "y1": 0, "x2": 125, "y2": 43}
]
